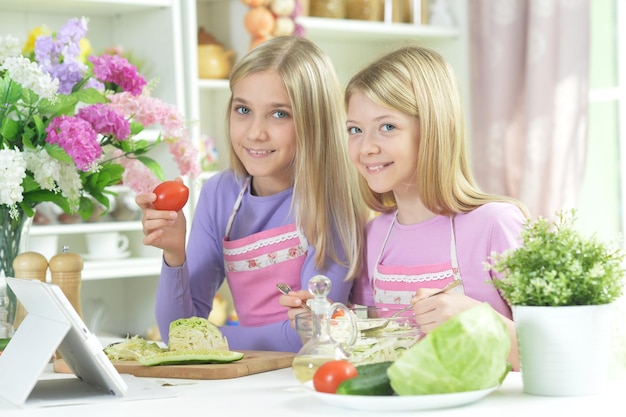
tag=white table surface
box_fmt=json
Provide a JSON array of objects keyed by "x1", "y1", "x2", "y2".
[{"x1": 1, "y1": 363, "x2": 625, "y2": 416}]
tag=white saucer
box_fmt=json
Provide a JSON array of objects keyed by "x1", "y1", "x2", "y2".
[{"x1": 82, "y1": 251, "x2": 131, "y2": 261}]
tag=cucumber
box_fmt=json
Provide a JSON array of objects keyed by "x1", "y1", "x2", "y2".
[
  {"x1": 137, "y1": 349, "x2": 244, "y2": 366},
  {"x1": 0, "y1": 338, "x2": 10, "y2": 351},
  {"x1": 335, "y1": 361, "x2": 394, "y2": 396}
]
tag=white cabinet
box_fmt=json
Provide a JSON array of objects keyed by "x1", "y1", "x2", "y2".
[{"x1": 0, "y1": 0, "x2": 186, "y2": 337}]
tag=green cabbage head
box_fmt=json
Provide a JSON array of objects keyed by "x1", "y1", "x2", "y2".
[
  {"x1": 388, "y1": 303, "x2": 511, "y2": 395},
  {"x1": 168, "y1": 316, "x2": 229, "y2": 351}
]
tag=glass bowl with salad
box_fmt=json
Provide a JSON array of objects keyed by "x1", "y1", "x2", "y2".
[{"x1": 294, "y1": 306, "x2": 421, "y2": 366}]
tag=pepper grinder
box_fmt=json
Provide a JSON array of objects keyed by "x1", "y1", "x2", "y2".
[
  {"x1": 49, "y1": 245, "x2": 84, "y2": 318},
  {"x1": 12, "y1": 251, "x2": 49, "y2": 330}
]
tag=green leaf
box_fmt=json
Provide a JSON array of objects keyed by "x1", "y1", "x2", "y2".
[
  {"x1": 23, "y1": 189, "x2": 71, "y2": 213},
  {"x1": 137, "y1": 155, "x2": 165, "y2": 181},
  {"x1": 72, "y1": 87, "x2": 107, "y2": 104},
  {"x1": 0, "y1": 117, "x2": 19, "y2": 140},
  {"x1": 39, "y1": 93, "x2": 78, "y2": 116},
  {"x1": 44, "y1": 143, "x2": 74, "y2": 163}
]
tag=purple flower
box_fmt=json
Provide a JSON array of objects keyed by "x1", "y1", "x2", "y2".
[
  {"x1": 77, "y1": 103, "x2": 131, "y2": 141},
  {"x1": 89, "y1": 54, "x2": 146, "y2": 95},
  {"x1": 45, "y1": 115, "x2": 102, "y2": 171},
  {"x1": 34, "y1": 17, "x2": 88, "y2": 94}
]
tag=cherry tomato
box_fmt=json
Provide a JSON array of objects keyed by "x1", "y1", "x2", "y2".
[
  {"x1": 331, "y1": 310, "x2": 345, "y2": 319},
  {"x1": 153, "y1": 181, "x2": 189, "y2": 211},
  {"x1": 313, "y1": 360, "x2": 358, "y2": 394}
]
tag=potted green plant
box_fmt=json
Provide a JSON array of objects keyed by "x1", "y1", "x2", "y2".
[{"x1": 488, "y1": 209, "x2": 625, "y2": 396}]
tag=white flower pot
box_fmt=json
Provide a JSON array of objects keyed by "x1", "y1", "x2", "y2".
[{"x1": 512, "y1": 304, "x2": 614, "y2": 396}]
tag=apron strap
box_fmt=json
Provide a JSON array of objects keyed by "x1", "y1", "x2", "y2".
[
  {"x1": 225, "y1": 176, "x2": 251, "y2": 239},
  {"x1": 374, "y1": 210, "x2": 398, "y2": 276},
  {"x1": 449, "y1": 215, "x2": 461, "y2": 280}
]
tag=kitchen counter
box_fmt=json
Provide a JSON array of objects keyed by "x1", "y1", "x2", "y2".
[{"x1": 1, "y1": 364, "x2": 625, "y2": 416}]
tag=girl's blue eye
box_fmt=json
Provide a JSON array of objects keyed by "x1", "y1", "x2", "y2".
[
  {"x1": 347, "y1": 126, "x2": 362, "y2": 134},
  {"x1": 273, "y1": 110, "x2": 287, "y2": 119},
  {"x1": 381, "y1": 124, "x2": 395, "y2": 132},
  {"x1": 236, "y1": 106, "x2": 250, "y2": 115}
]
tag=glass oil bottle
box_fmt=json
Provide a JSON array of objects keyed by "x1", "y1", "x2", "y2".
[{"x1": 292, "y1": 275, "x2": 357, "y2": 383}]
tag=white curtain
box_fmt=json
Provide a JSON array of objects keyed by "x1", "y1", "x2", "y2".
[{"x1": 468, "y1": 0, "x2": 590, "y2": 219}]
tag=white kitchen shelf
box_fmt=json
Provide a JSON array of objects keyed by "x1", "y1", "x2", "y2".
[
  {"x1": 198, "y1": 78, "x2": 229, "y2": 90},
  {"x1": 82, "y1": 257, "x2": 161, "y2": 280},
  {"x1": 297, "y1": 16, "x2": 459, "y2": 41},
  {"x1": 30, "y1": 221, "x2": 142, "y2": 236},
  {"x1": 0, "y1": 0, "x2": 173, "y2": 15}
]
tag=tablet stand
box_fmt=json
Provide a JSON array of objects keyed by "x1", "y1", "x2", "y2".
[
  {"x1": 0, "y1": 277, "x2": 127, "y2": 408},
  {"x1": 0, "y1": 307, "x2": 71, "y2": 405}
]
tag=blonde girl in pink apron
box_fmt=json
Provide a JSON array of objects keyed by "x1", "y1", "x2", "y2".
[
  {"x1": 344, "y1": 45, "x2": 530, "y2": 370},
  {"x1": 373, "y1": 213, "x2": 463, "y2": 311}
]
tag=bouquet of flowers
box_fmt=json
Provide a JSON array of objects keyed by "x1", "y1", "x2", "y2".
[{"x1": 0, "y1": 16, "x2": 200, "y2": 221}]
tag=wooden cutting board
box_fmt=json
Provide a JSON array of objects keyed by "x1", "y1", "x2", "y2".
[{"x1": 53, "y1": 350, "x2": 295, "y2": 380}]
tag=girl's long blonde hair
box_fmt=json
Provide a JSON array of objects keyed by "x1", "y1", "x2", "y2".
[
  {"x1": 345, "y1": 45, "x2": 529, "y2": 218},
  {"x1": 227, "y1": 36, "x2": 369, "y2": 280}
]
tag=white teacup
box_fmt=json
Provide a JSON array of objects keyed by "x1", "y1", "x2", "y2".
[
  {"x1": 86, "y1": 232, "x2": 129, "y2": 258},
  {"x1": 27, "y1": 235, "x2": 59, "y2": 260}
]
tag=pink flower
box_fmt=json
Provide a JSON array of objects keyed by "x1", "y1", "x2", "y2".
[
  {"x1": 107, "y1": 91, "x2": 200, "y2": 179},
  {"x1": 169, "y1": 137, "x2": 201, "y2": 178},
  {"x1": 89, "y1": 54, "x2": 146, "y2": 95},
  {"x1": 77, "y1": 103, "x2": 131, "y2": 140},
  {"x1": 45, "y1": 115, "x2": 101, "y2": 171},
  {"x1": 111, "y1": 148, "x2": 159, "y2": 194}
]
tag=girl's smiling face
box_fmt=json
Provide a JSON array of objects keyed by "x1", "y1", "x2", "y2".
[
  {"x1": 230, "y1": 71, "x2": 296, "y2": 196},
  {"x1": 346, "y1": 91, "x2": 420, "y2": 199}
]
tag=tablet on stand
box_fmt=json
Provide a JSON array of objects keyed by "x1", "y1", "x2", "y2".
[{"x1": 0, "y1": 277, "x2": 166, "y2": 408}]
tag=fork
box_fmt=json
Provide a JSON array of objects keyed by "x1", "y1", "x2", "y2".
[{"x1": 276, "y1": 282, "x2": 311, "y2": 311}]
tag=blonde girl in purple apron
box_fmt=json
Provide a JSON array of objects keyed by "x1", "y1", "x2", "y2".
[{"x1": 141, "y1": 37, "x2": 369, "y2": 352}]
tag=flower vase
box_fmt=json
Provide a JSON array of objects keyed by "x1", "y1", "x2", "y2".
[{"x1": 0, "y1": 207, "x2": 33, "y2": 335}]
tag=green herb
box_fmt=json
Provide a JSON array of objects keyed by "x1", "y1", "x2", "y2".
[{"x1": 488, "y1": 209, "x2": 625, "y2": 306}]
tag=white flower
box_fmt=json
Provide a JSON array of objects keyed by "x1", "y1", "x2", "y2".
[
  {"x1": 23, "y1": 148, "x2": 61, "y2": 192},
  {"x1": 0, "y1": 149, "x2": 27, "y2": 216},
  {"x1": 0, "y1": 35, "x2": 22, "y2": 64},
  {"x1": 23, "y1": 148, "x2": 82, "y2": 212},
  {"x1": 1, "y1": 56, "x2": 59, "y2": 101}
]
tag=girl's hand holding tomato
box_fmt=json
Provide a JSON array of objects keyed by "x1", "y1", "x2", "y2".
[{"x1": 135, "y1": 179, "x2": 188, "y2": 267}]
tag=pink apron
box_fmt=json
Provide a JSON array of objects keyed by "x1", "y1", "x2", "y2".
[
  {"x1": 373, "y1": 212, "x2": 464, "y2": 311},
  {"x1": 223, "y1": 177, "x2": 308, "y2": 326}
]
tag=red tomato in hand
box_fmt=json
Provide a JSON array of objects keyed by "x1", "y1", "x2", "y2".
[
  {"x1": 313, "y1": 360, "x2": 358, "y2": 394},
  {"x1": 153, "y1": 181, "x2": 189, "y2": 211}
]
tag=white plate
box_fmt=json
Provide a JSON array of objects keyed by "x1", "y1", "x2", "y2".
[
  {"x1": 305, "y1": 382, "x2": 498, "y2": 411},
  {"x1": 82, "y1": 251, "x2": 131, "y2": 261}
]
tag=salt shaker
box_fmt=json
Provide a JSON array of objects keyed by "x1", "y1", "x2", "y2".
[
  {"x1": 49, "y1": 245, "x2": 84, "y2": 318},
  {"x1": 12, "y1": 251, "x2": 48, "y2": 329}
]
